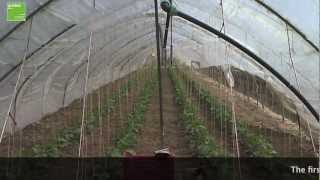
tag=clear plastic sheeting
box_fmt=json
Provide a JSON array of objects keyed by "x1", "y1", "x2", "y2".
[
  {"x1": 0, "y1": 0, "x2": 156, "y2": 131},
  {"x1": 174, "y1": 0, "x2": 319, "y2": 107},
  {"x1": 0, "y1": 0, "x2": 319, "y2": 135},
  {"x1": 262, "y1": 0, "x2": 319, "y2": 47}
]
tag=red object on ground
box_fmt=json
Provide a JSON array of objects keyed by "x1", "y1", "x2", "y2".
[{"x1": 123, "y1": 149, "x2": 175, "y2": 180}]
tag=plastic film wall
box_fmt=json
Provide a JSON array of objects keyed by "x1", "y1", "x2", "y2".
[{"x1": 0, "y1": 0, "x2": 319, "y2": 134}]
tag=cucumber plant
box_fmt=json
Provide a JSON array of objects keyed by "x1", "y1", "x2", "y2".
[
  {"x1": 169, "y1": 67, "x2": 223, "y2": 157},
  {"x1": 28, "y1": 77, "x2": 137, "y2": 157},
  {"x1": 178, "y1": 68, "x2": 277, "y2": 157},
  {"x1": 108, "y1": 75, "x2": 156, "y2": 157}
]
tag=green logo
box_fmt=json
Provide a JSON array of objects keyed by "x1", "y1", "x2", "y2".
[{"x1": 7, "y1": 1, "x2": 26, "y2": 22}]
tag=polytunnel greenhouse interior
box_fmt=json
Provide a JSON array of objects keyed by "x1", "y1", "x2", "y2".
[{"x1": 0, "y1": 0, "x2": 319, "y2": 179}]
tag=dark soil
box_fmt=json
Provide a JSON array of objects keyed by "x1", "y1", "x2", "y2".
[
  {"x1": 0, "y1": 73, "x2": 139, "y2": 157},
  {"x1": 191, "y1": 93, "x2": 252, "y2": 157},
  {"x1": 133, "y1": 70, "x2": 194, "y2": 157},
  {"x1": 201, "y1": 66, "x2": 298, "y2": 121},
  {"x1": 60, "y1": 79, "x2": 140, "y2": 157},
  {"x1": 0, "y1": 66, "x2": 316, "y2": 158},
  {"x1": 192, "y1": 69, "x2": 316, "y2": 157}
]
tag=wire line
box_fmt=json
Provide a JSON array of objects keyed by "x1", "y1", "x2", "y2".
[
  {"x1": 78, "y1": 32, "x2": 93, "y2": 157},
  {"x1": 0, "y1": 18, "x2": 33, "y2": 143}
]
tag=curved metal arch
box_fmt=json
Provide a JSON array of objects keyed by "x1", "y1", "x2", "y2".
[
  {"x1": 161, "y1": 0, "x2": 319, "y2": 121},
  {"x1": 253, "y1": 0, "x2": 319, "y2": 52}
]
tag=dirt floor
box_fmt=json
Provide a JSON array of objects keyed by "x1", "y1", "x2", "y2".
[
  {"x1": 0, "y1": 67, "x2": 317, "y2": 158},
  {"x1": 133, "y1": 69, "x2": 194, "y2": 157},
  {"x1": 0, "y1": 69, "x2": 196, "y2": 157},
  {"x1": 60, "y1": 80, "x2": 140, "y2": 157},
  {"x1": 0, "y1": 73, "x2": 140, "y2": 157},
  {"x1": 191, "y1": 94, "x2": 251, "y2": 157},
  {"x1": 190, "y1": 70, "x2": 317, "y2": 157}
]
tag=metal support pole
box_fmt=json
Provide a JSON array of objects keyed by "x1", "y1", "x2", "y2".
[
  {"x1": 154, "y1": 0, "x2": 165, "y2": 147},
  {"x1": 158, "y1": 24, "x2": 165, "y2": 66},
  {"x1": 163, "y1": 48, "x2": 167, "y2": 68},
  {"x1": 170, "y1": 14, "x2": 173, "y2": 65},
  {"x1": 163, "y1": 0, "x2": 172, "y2": 50}
]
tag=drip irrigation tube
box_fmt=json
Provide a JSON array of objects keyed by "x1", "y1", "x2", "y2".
[{"x1": 160, "y1": 0, "x2": 319, "y2": 122}]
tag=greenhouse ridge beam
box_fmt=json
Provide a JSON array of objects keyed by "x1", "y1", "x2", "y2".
[
  {"x1": 254, "y1": 0, "x2": 319, "y2": 52},
  {"x1": 161, "y1": 1, "x2": 320, "y2": 121}
]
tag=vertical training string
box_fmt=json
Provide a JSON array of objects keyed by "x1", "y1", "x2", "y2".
[
  {"x1": 231, "y1": 88, "x2": 240, "y2": 157},
  {"x1": 220, "y1": 0, "x2": 241, "y2": 174},
  {"x1": 219, "y1": 0, "x2": 225, "y2": 32},
  {"x1": 286, "y1": 24, "x2": 301, "y2": 90},
  {"x1": 0, "y1": 18, "x2": 33, "y2": 144},
  {"x1": 78, "y1": 32, "x2": 93, "y2": 157},
  {"x1": 98, "y1": 86, "x2": 103, "y2": 156},
  {"x1": 286, "y1": 24, "x2": 317, "y2": 155},
  {"x1": 170, "y1": 10, "x2": 173, "y2": 65}
]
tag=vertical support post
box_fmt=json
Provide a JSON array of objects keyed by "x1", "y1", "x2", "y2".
[
  {"x1": 154, "y1": 0, "x2": 165, "y2": 148},
  {"x1": 163, "y1": 48, "x2": 167, "y2": 68},
  {"x1": 170, "y1": 14, "x2": 173, "y2": 65},
  {"x1": 158, "y1": 24, "x2": 165, "y2": 66}
]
